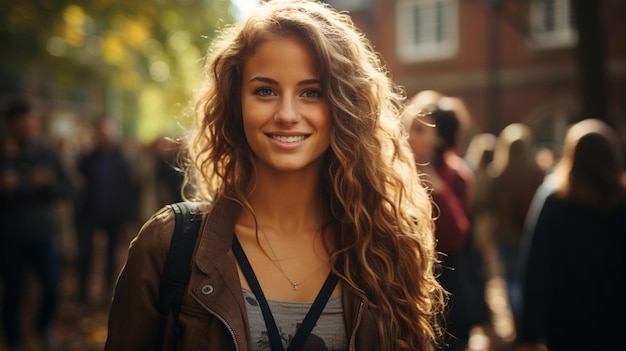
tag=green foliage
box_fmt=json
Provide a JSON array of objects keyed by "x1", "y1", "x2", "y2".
[{"x1": 0, "y1": 0, "x2": 236, "y2": 141}]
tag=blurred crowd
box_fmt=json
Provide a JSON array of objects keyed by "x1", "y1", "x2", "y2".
[
  {"x1": 0, "y1": 96, "x2": 184, "y2": 351},
  {"x1": 1, "y1": 91, "x2": 625, "y2": 351},
  {"x1": 402, "y1": 90, "x2": 626, "y2": 351}
]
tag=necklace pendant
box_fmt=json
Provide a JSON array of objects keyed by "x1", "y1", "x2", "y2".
[{"x1": 292, "y1": 284, "x2": 298, "y2": 291}]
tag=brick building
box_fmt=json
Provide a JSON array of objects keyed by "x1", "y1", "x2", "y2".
[{"x1": 328, "y1": 0, "x2": 626, "y2": 150}]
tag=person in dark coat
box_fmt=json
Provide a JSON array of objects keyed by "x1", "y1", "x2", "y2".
[
  {"x1": 74, "y1": 117, "x2": 139, "y2": 305},
  {"x1": 518, "y1": 118, "x2": 626, "y2": 351},
  {"x1": 0, "y1": 96, "x2": 74, "y2": 351}
]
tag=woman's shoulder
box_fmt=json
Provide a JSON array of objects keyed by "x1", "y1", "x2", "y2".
[
  {"x1": 128, "y1": 205, "x2": 178, "y2": 258},
  {"x1": 142, "y1": 204, "x2": 177, "y2": 230},
  {"x1": 540, "y1": 192, "x2": 571, "y2": 212}
]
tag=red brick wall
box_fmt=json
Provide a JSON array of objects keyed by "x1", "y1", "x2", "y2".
[{"x1": 347, "y1": 0, "x2": 626, "y2": 138}]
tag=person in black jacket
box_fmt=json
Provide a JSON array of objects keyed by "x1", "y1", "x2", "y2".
[
  {"x1": 518, "y1": 118, "x2": 626, "y2": 351},
  {"x1": 74, "y1": 117, "x2": 139, "y2": 306},
  {"x1": 0, "y1": 96, "x2": 74, "y2": 351}
]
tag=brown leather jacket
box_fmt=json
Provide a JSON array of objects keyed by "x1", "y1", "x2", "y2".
[{"x1": 104, "y1": 197, "x2": 381, "y2": 350}]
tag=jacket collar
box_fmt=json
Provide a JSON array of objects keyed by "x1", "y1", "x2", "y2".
[{"x1": 195, "y1": 196, "x2": 243, "y2": 274}]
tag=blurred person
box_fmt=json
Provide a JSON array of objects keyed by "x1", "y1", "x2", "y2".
[
  {"x1": 74, "y1": 117, "x2": 139, "y2": 306},
  {"x1": 403, "y1": 91, "x2": 471, "y2": 253},
  {"x1": 119, "y1": 136, "x2": 150, "y2": 228},
  {"x1": 0, "y1": 96, "x2": 74, "y2": 351},
  {"x1": 517, "y1": 118, "x2": 626, "y2": 351},
  {"x1": 138, "y1": 136, "x2": 185, "y2": 222},
  {"x1": 152, "y1": 136, "x2": 184, "y2": 206},
  {"x1": 464, "y1": 132, "x2": 498, "y2": 280},
  {"x1": 406, "y1": 90, "x2": 475, "y2": 211},
  {"x1": 465, "y1": 133, "x2": 496, "y2": 173},
  {"x1": 479, "y1": 123, "x2": 544, "y2": 321},
  {"x1": 534, "y1": 146, "x2": 557, "y2": 174},
  {"x1": 105, "y1": 1, "x2": 447, "y2": 350},
  {"x1": 464, "y1": 132, "x2": 497, "y2": 221},
  {"x1": 430, "y1": 96, "x2": 474, "y2": 213},
  {"x1": 51, "y1": 134, "x2": 83, "y2": 267},
  {"x1": 403, "y1": 91, "x2": 489, "y2": 351}
]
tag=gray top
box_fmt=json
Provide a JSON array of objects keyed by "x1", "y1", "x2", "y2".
[{"x1": 242, "y1": 288, "x2": 348, "y2": 351}]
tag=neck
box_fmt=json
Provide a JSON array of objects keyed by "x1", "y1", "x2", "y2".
[{"x1": 246, "y1": 166, "x2": 325, "y2": 236}]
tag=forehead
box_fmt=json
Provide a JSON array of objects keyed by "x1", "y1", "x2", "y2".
[{"x1": 243, "y1": 35, "x2": 318, "y2": 75}]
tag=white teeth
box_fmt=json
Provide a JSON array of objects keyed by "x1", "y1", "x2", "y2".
[{"x1": 271, "y1": 135, "x2": 306, "y2": 143}]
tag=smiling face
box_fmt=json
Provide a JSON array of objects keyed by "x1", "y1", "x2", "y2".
[{"x1": 241, "y1": 35, "x2": 330, "y2": 175}]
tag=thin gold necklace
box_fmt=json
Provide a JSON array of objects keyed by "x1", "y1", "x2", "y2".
[{"x1": 259, "y1": 227, "x2": 329, "y2": 291}]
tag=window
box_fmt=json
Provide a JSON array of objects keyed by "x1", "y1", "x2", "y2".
[
  {"x1": 529, "y1": 0, "x2": 577, "y2": 49},
  {"x1": 326, "y1": 0, "x2": 371, "y2": 12},
  {"x1": 396, "y1": 0, "x2": 458, "y2": 63}
]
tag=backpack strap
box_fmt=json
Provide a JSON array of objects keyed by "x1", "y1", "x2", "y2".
[{"x1": 155, "y1": 202, "x2": 202, "y2": 351}]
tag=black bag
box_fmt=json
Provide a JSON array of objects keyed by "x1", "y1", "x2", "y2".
[{"x1": 155, "y1": 202, "x2": 202, "y2": 351}]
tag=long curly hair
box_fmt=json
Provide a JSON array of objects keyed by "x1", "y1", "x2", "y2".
[{"x1": 183, "y1": 0, "x2": 445, "y2": 349}]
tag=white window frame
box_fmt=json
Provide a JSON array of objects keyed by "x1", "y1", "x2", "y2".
[
  {"x1": 528, "y1": 0, "x2": 577, "y2": 49},
  {"x1": 395, "y1": 0, "x2": 459, "y2": 63}
]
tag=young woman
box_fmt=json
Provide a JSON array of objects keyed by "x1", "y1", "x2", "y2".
[
  {"x1": 402, "y1": 91, "x2": 484, "y2": 351},
  {"x1": 105, "y1": 1, "x2": 445, "y2": 350}
]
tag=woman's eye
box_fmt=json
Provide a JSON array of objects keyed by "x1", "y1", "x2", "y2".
[
  {"x1": 302, "y1": 89, "x2": 322, "y2": 98},
  {"x1": 254, "y1": 87, "x2": 274, "y2": 97}
]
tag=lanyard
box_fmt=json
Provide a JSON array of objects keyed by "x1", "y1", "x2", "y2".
[{"x1": 232, "y1": 235, "x2": 338, "y2": 351}]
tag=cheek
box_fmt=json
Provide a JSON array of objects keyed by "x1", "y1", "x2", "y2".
[
  {"x1": 241, "y1": 109, "x2": 261, "y2": 149},
  {"x1": 409, "y1": 128, "x2": 437, "y2": 158},
  {"x1": 242, "y1": 115, "x2": 262, "y2": 150},
  {"x1": 240, "y1": 95, "x2": 253, "y2": 125},
  {"x1": 410, "y1": 129, "x2": 425, "y2": 146},
  {"x1": 421, "y1": 128, "x2": 437, "y2": 146},
  {"x1": 430, "y1": 134, "x2": 441, "y2": 150},
  {"x1": 320, "y1": 115, "x2": 331, "y2": 144},
  {"x1": 241, "y1": 99, "x2": 267, "y2": 131}
]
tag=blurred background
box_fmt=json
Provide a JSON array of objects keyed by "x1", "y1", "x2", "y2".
[
  {"x1": 0, "y1": 0, "x2": 624, "y2": 350},
  {"x1": 0, "y1": 0, "x2": 244, "y2": 143}
]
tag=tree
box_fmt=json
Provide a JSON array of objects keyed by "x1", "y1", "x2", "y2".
[{"x1": 0, "y1": 0, "x2": 236, "y2": 141}]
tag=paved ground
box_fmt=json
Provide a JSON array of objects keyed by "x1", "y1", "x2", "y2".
[
  {"x1": 0, "y1": 274, "x2": 109, "y2": 351},
  {"x1": 0, "y1": 233, "x2": 113, "y2": 351}
]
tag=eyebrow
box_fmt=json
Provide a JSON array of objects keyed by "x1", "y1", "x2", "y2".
[{"x1": 248, "y1": 76, "x2": 320, "y2": 86}]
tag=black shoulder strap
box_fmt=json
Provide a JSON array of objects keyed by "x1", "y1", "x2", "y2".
[{"x1": 155, "y1": 202, "x2": 202, "y2": 351}]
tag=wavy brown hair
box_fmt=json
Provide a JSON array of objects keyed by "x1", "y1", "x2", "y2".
[{"x1": 182, "y1": 0, "x2": 445, "y2": 349}]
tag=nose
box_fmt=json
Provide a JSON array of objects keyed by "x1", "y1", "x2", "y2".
[{"x1": 273, "y1": 97, "x2": 300, "y2": 124}]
